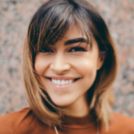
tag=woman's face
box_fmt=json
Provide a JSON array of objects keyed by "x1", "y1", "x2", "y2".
[{"x1": 35, "y1": 25, "x2": 103, "y2": 116}]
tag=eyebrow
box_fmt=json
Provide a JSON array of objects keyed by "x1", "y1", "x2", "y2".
[{"x1": 64, "y1": 37, "x2": 88, "y2": 46}]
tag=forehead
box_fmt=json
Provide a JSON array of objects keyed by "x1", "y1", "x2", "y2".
[
  {"x1": 37, "y1": 20, "x2": 92, "y2": 51},
  {"x1": 49, "y1": 24, "x2": 93, "y2": 48},
  {"x1": 63, "y1": 24, "x2": 86, "y2": 39},
  {"x1": 47, "y1": 24, "x2": 93, "y2": 48},
  {"x1": 55, "y1": 24, "x2": 89, "y2": 46}
]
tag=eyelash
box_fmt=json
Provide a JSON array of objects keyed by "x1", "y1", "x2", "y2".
[
  {"x1": 39, "y1": 46, "x2": 87, "y2": 53},
  {"x1": 69, "y1": 47, "x2": 87, "y2": 52}
]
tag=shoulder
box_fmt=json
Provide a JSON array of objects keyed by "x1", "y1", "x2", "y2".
[
  {"x1": 111, "y1": 112, "x2": 134, "y2": 125},
  {"x1": 105, "y1": 112, "x2": 134, "y2": 134},
  {"x1": 0, "y1": 107, "x2": 41, "y2": 134}
]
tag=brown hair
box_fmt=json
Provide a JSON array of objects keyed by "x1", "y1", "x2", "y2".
[{"x1": 23, "y1": 0, "x2": 118, "y2": 130}]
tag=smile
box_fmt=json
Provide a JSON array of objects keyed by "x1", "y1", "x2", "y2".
[
  {"x1": 52, "y1": 79, "x2": 73, "y2": 85},
  {"x1": 45, "y1": 77, "x2": 81, "y2": 87}
]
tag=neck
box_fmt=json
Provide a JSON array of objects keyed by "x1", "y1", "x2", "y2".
[{"x1": 62, "y1": 97, "x2": 89, "y2": 117}]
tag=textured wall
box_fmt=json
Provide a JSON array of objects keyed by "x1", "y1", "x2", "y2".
[{"x1": 0, "y1": 0, "x2": 134, "y2": 116}]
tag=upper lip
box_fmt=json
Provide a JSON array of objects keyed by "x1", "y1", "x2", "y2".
[{"x1": 45, "y1": 76, "x2": 81, "y2": 81}]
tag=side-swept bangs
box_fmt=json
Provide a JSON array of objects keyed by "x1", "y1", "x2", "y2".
[{"x1": 28, "y1": 0, "x2": 101, "y2": 64}]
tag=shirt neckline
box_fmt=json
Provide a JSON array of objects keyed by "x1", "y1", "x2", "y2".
[{"x1": 61, "y1": 114, "x2": 92, "y2": 126}]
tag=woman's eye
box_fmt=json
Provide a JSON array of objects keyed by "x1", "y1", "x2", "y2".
[
  {"x1": 39, "y1": 47, "x2": 54, "y2": 53},
  {"x1": 69, "y1": 47, "x2": 86, "y2": 52}
]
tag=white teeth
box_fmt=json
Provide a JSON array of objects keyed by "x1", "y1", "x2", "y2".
[{"x1": 51, "y1": 79, "x2": 73, "y2": 85}]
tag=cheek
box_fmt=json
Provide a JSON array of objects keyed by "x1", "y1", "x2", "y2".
[
  {"x1": 80, "y1": 58, "x2": 98, "y2": 70},
  {"x1": 34, "y1": 56, "x2": 49, "y2": 75},
  {"x1": 80, "y1": 59, "x2": 98, "y2": 82}
]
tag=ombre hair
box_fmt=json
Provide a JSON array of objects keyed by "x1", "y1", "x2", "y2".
[{"x1": 23, "y1": 0, "x2": 118, "y2": 130}]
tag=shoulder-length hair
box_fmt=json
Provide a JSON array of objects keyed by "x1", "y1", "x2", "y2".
[{"x1": 23, "y1": 0, "x2": 118, "y2": 130}]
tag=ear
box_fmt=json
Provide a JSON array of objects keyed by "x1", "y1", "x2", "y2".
[{"x1": 97, "y1": 52, "x2": 105, "y2": 70}]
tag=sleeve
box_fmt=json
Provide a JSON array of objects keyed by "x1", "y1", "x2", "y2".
[
  {"x1": 108, "y1": 112, "x2": 134, "y2": 134},
  {"x1": 0, "y1": 114, "x2": 15, "y2": 134},
  {"x1": 0, "y1": 107, "x2": 31, "y2": 134}
]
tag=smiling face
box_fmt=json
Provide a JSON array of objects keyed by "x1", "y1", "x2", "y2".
[{"x1": 34, "y1": 25, "x2": 103, "y2": 116}]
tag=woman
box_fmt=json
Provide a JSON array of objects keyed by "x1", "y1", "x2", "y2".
[{"x1": 0, "y1": 0, "x2": 134, "y2": 134}]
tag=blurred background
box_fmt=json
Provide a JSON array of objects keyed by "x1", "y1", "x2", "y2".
[{"x1": 0, "y1": 0, "x2": 134, "y2": 116}]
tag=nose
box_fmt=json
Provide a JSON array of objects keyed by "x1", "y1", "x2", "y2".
[{"x1": 50, "y1": 54, "x2": 71, "y2": 74}]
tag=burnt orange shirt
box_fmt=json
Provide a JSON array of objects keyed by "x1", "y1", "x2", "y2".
[{"x1": 0, "y1": 107, "x2": 134, "y2": 134}]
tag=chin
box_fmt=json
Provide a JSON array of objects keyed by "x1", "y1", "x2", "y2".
[{"x1": 50, "y1": 97, "x2": 75, "y2": 108}]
